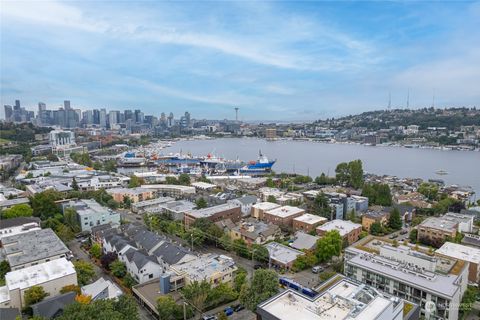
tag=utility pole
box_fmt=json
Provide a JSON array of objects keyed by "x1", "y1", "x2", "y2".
[{"x1": 406, "y1": 89, "x2": 410, "y2": 109}]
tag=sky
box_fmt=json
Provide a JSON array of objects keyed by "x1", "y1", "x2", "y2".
[{"x1": 1, "y1": 0, "x2": 479, "y2": 121}]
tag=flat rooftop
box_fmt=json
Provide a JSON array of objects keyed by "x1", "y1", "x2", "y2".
[
  {"x1": 316, "y1": 220, "x2": 361, "y2": 236},
  {"x1": 436, "y1": 242, "x2": 480, "y2": 264},
  {"x1": 172, "y1": 254, "x2": 236, "y2": 282},
  {"x1": 133, "y1": 197, "x2": 175, "y2": 208},
  {"x1": 5, "y1": 258, "x2": 75, "y2": 291},
  {"x1": 252, "y1": 202, "x2": 281, "y2": 211},
  {"x1": 191, "y1": 182, "x2": 217, "y2": 189},
  {"x1": 1, "y1": 228, "x2": 70, "y2": 268},
  {"x1": 294, "y1": 213, "x2": 327, "y2": 225},
  {"x1": 266, "y1": 242, "x2": 304, "y2": 264},
  {"x1": 347, "y1": 251, "x2": 463, "y2": 299},
  {"x1": 140, "y1": 184, "x2": 196, "y2": 193},
  {"x1": 419, "y1": 217, "x2": 458, "y2": 231},
  {"x1": 258, "y1": 277, "x2": 399, "y2": 320},
  {"x1": 107, "y1": 187, "x2": 151, "y2": 195},
  {"x1": 160, "y1": 200, "x2": 196, "y2": 213},
  {"x1": 187, "y1": 203, "x2": 240, "y2": 219},
  {"x1": 265, "y1": 205, "x2": 304, "y2": 218}
]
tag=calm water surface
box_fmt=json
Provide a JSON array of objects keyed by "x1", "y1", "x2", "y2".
[{"x1": 167, "y1": 138, "x2": 480, "y2": 197}]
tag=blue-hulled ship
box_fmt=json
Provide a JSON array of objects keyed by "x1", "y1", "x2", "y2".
[{"x1": 240, "y1": 151, "x2": 275, "y2": 174}]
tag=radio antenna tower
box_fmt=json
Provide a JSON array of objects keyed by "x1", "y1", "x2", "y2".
[
  {"x1": 387, "y1": 92, "x2": 391, "y2": 110},
  {"x1": 234, "y1": 107, "x2": 239, "y2": 121},
  {"x1": 407, "y1": 89, "x2": 410, "y2": 109}
]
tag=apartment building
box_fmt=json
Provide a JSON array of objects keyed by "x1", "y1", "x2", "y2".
[
  {"x1": 292, "y1": 213, "x2": 327, "y2": 233},
  {"x1": 436, "y1": 242, "x2": 480, "y2": 284},
  {"x1": 184, "y1": 203, "x2": 241, "y2": 228},
  {"x1": 251, "y1": 202, "x2": 281, "y2": 220},
  {"x1": 344, "y1": 237, "x2": 468, "y2": 320},
  {"x1": 362, "y1": 210, "x2": 390, "y2": 232},
  {"x1": 62, "y1": 199, "x2": 121, "y2": 232},
  {"x1": 316, "y1": 220, "x2": 362, "y2": 245},
  {"x1": 257, "y1": 275, "x2": 419, "y2": 320},
  {"x1": 1, "y1": 228, "x2": 71, "y2": 270},
  {"x1": 262, "y1": 205, "x2": 305, "y2": 228},
  {"x1": 0, "y1": 258, "x2": 77, "y2": 310},
  {"x1": 106, "y1": 187, "x2": 154, "y2": 203}
]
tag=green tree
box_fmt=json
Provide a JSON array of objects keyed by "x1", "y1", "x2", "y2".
[
  {"x1": 103, "y1": 160, "x2": 117, "y2": 172},
  {"x1": 207, "y1": 282, "x2": 238, "y2": 308},
  {"x1": 110, "y1": 260, "x2": 127, "y2": 278},
  {"x1": 265, "y1": 177, "x2": 275, "y2": 188},
  {"x1": 347, "y1": 209, "x2": 356, "y2": 222},
  {"x1": 57, "y1": 295, "x2": 139, "y2": 320},
  {"x1": 73, "y1": 261, "x2": 95, "y2": 286},
  {"x1": 239, "y1": 269, "x2": 278, "y2": 311},
  {"x1": 460, "y1": 286, "x2": 479, "y2": 314},
  {"x1": 233, "y1": 238, "x2": 249, "y2": 258},
  {"x1": 388, "y1": 208, "x2": 403, "y2": 230},
  {"x1": 335, "y1": 162, "x2": 350, "y2": 186},
  {"x1": 370, "y1": 221, "x2": 384, "y2": 235},
  {"x1": 195, "y1": 197, "x2": 208, "y2": 209},
  {"x1": 252, "y1": 244, "x2": 270, "y2": 263},
  {"x1": 128, "y1": 175, "x2": 144, "y2": 188},
  {"x1": 182, "y1": 280, "x2": 211, "y2": 313},
  {"x1": 60, "y1": 284, "x2": 81, "y2": 295},
  {"x1": 30, "y1": 189, "x2": 62, "y2": 220},
  {"x1": 361, "y1": 183, "x2": 392, "y2": 206},
  {"x1": 266, "y1": 195, "x2": 277, "y2": 203},
  {"x1": 417, "y1": 182, "x2": 439, "y2": 201},
  {"x1": 316, "y1": 230, "x2": 342, "y2": 262},
  {"x1": 24, "y1": 286, "x2": 49, "y2": 306},
  {"x1": 55, "y1": 223, "x2": 75, "y2": 242},
  {"x1": 165, "y1": 176, "x2": 178, "y2": 185},
  {"x1": 1, "y1": 203, "x2": 33, "y2": 219},
  {"x1": 71, "y1": 177, "x2": 79, "y2": 191},
  {"x1": 156, "y1": 295, "x2": 178, "y2": 320},
  {"x1": 64, "y1": 207, "x2": 81, "y2": 233},
  {"x1": 178, "y1": 174, "x2": 191, "y2": 186},
  {"x1": 409, "y1": 229, "x2": 418, "y2": 243},
  {"x1": 0, "y1": 261, "x2": 10, "y2": 286},
  {"x1": 89, "y1": 243, "x2": 102, "y2": 259},
  {"x1": 312, "y1": 192, "x2": 331, "y2": 218},
  {"x1": 183, "y1": 228, "x2": 206, "y2": 247},
  {"x1": 348, "y1": 159, "x2": 364, "y2": 189},
  {"x1": 123, "y1": 195, "x2": 132, "y2": 208},
  {"x1": 122, "y1": 273, "x2": 137, "y2": 288},
  {"x1": 233, "y1": 267, "x2": 247, "y2": 292}
]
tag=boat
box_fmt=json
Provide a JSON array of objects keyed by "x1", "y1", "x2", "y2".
[
  {"x1": 239, "y1": 151, "x2": 275, "y2": 174},
  {"x1": 435, "y1": 170, "x2": 448, "y2": 175}
]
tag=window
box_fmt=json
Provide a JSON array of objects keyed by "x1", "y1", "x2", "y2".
[{"x1": 149, "y1": 274, "x2": 153, "y2": 279}]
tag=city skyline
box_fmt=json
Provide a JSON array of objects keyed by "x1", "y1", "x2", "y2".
[{"x1": 1, "y1": 1, "x2": 480, "y2": 120}]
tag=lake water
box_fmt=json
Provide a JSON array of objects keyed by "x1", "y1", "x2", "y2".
[{"x1": 166, "y1": 138, "x2": 480, "y2": 197}]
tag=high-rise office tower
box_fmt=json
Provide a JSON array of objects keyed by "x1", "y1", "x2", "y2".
[
  {"x1": 167, "y1": 112, "x2": 174, "y2": 127},
  {"x1": 14, "y1": 100, "x2": 20, "y2": 111},
  {"x1": 99, "y1": 109, "x2": 107, "y2": 128},
  {"x1": 64, "y1": 100, "x2": 71, "y2": 110},
  {"x1": 4, "y1": 105, "x2": 13, "y2": 121}
]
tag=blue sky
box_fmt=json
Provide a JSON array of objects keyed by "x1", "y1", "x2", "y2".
[{"x1": 1, "y1": 0, "x2": 479, "y2": 120}]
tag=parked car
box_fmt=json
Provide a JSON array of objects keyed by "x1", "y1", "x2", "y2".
[
  {"x1": 202, "y1": 315, "x2": 217, "y2": 320},
  {"x1": 400, "y1": 229, "x2": 408, "y2": 235},
  {"x1": 254, "y1": 264, "x2": 264, "y2": 270},
  {"x1": 312, "y1": 266, "x2": 324, "y2": 273},
  {"x1": 389, "y1": 234, "x2": 398, "y2": 239},
  {"x1": 224, "y1": 307, "x2": 234, "y2": 316},
  {"x1": 232, "y1": 304, "x2": 245, "y2": 312}
]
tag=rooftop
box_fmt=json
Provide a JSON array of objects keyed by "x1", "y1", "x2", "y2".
[
  {"x1": 187, "y1": 202, "x2": 240, "y2": 219},
  {"x1": 172, "y1": 254, "x2": 237, "y2": 282},
  {"x1": 293, "y1": 213, "x2": 327, "y2": 225},
  {"x1": 191, "y1": 181, "x2": 217, "y2": 189},
  {"x1": 265, "y1": 205, "x2": 304, "y2": 218},
  {"x1": 266, "y1": 242, "x2": 304, "y2": 264},
  {"x1": 290, "y1": 231, "x2": 320, "y2": 250},
  {"x1": 419, "y1": 216, "x2": 458, "y2": 232},
  {"x1": 0, "y1": 216, "x2": 41, "y2": 229},
  {"x1": 251, "y1": 202, "x2": 281, "y2": 211},
  {"x1": 132, "y1": 197, "x2": 175, "y2": 208},
  {"x1": 316, "y1": 220, "x2": 362, "y2": 237},
  {"x1": 107, "y1": 187, "x2": 152, "y2": 195},
  {"x1": 1, "y1": 228, "x2": 70, "y2": 268},
  {"x1": 258, "y1": 276, "x2": 402, "y2": 320},
  {"x1": 5, "y1": 258, "x2": 76, "y2": 291},
  {"x1": 140, "y1": 184, "x2": 196, "y2": 193},
  {"x1": 436, "y1": 242, "x2": 480, "y2": 264}
]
